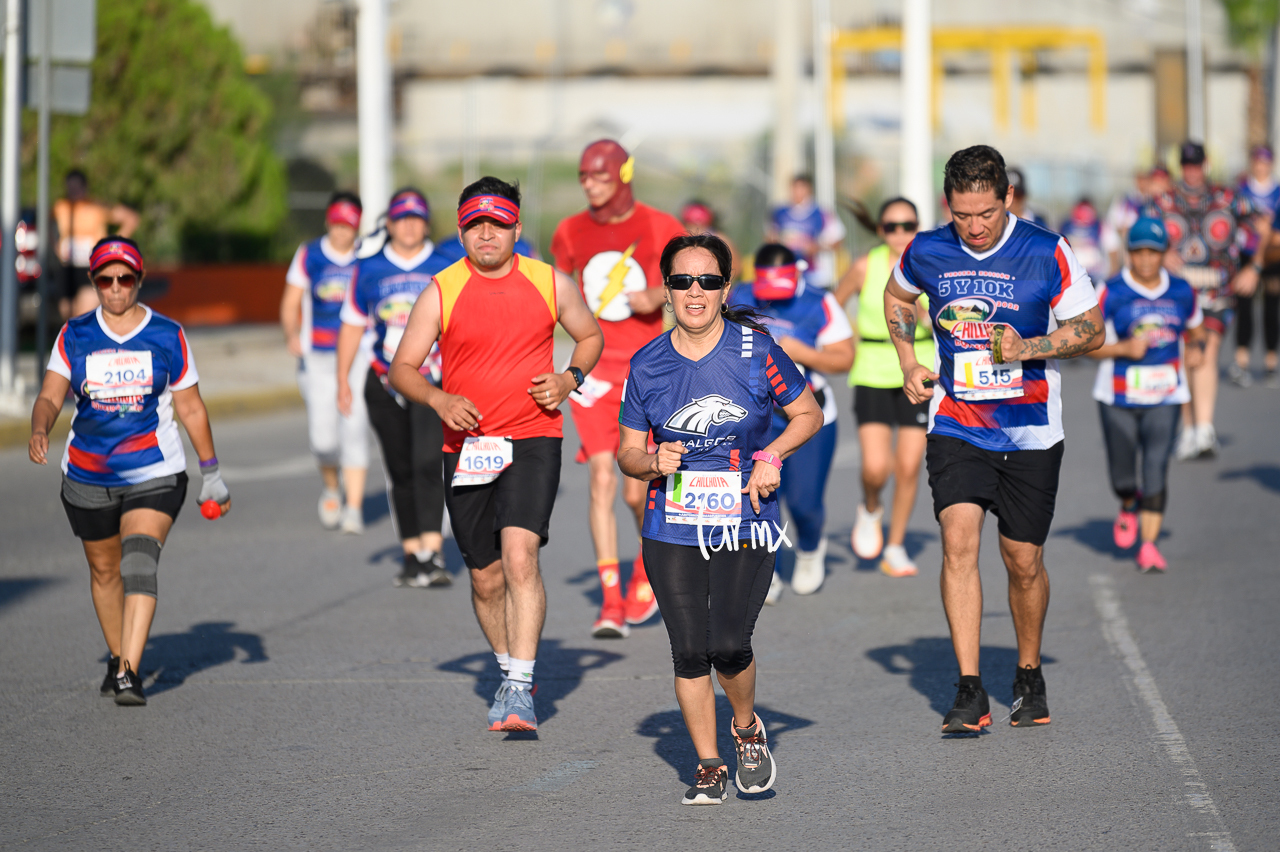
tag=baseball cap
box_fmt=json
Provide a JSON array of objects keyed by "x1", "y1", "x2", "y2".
[
  {"x1": 1007, "y1": 167, "x2": 1027, "y2": 197},
  {"x1": 1179, "y1": 141, "x2": 1206, "y2": 165},
  {"x1": 1127, "y1": 216, "x2": 1169, "y2": 251},
  {"x1": 1252, "y1": 144, "x2": 1274, "y2": 163}
]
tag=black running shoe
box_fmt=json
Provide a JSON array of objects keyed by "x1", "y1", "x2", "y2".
[
  {"x1": 113, "y1": 661, "x2": 146, "y2": 706},
  {"x1": 732, "y1": 714, "x2": 776, "y2": 793},
  {"x1": 424, "y1": 551, "x2": 452, "y2": 587},
  {"x1": 100, "y1": 655, "x2": 120, "y2": 696},
  {"x1": 681, "y1": 760, "x2": 728, "y2": 805},
  {"x1": 1009, "y1": 664, "x2": 1051, "y2": 727},
  {"x1": 941, "y1": 679, "x2": 991, "y2": 733}
]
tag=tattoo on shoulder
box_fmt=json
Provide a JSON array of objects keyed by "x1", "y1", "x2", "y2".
[{"x1": 888, "y1": 305, "x2": 918, "y2": 344}]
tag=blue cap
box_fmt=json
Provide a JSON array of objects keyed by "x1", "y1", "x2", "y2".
[{"x1": 1127, "y1": 216, "x2": 1168, "y2": 251}]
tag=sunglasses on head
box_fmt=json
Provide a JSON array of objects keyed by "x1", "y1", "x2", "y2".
[
  {"x1": 93, "y1": 272, "x2": 139, "y2": 289},
  {"x1": 880, "y1": 220, "x2": 918, "y2": 234},
  {"x1": 665, "y1": 274, "x2": 728, "y2": 291}
]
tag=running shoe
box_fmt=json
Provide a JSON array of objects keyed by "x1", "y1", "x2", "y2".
[
  {"x1": 732, "y1": 713, "x2": 777, "y2": 794},
  {"x1": 681, "y1": 760, "x2": 729, "y2": 805},
  {"x1": 1265, "y1": 368, "x2": 1279, "y2": 389},
  {"x1": 1113, "y1": 507, "x2": 1139, "y2": 550},
  {"x1": 591, "y1": 605, "x2": 630, "y2": 638},
  {"x1": 1009, "y1": 665, "x2": 1051, "y2": 727},
  {"x1": 339, "y1": 505, "x2": 364, "y2": 535},
  {"x1": 497, "y1": 681, "x2": 537, "y2": 731},
  {"x1": 1175, "y1": 426, "x2": 1199, "y2": 462},
  {"x1": 622, "y1": 573, "x2": 659, "y2": 625},
  {"x1": 487, "y1": 679, "x2": 512, "y2": 731},
  {"x1": 791, "y1": 537, "x2": 827, "y2": 595},
  {"x1": 318, "y1": 488, "x2": 342, "y2": 529},
  {"x1": 852, "y1": 504, "x2": 884, "y2": 560},
  {"x1": 100, "y1": 655, "x2": 120, "y2": 696},
  {"x1": 1228, "y1": 362, "x2": 1253, "y2": 388},
  {"x1": 879, "y1": 543, "x2": 918, "y2": 577},
  {"x1": 113, "y1": 661, "x2": 146, "y2": 706},
  {"x1": 423, "y1": 551, "x2": 452, "y2": 587},
  {"x1": 941, "y1": 679, "x2": 990, "y2": 733},
  {"x1": 1137, "y1": 541, "x2": 1167, "y2": 573},
  {"x1": 1196, "y1": 423, "x2": 1220, "y2": 458},
  {"x1": 764, "y1": 570, "x2": 783, "y2": 606}
]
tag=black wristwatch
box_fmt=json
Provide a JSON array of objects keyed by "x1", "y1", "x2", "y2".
[{"x1": 567, "y1": 366, "x2": 585, "y2": 389}]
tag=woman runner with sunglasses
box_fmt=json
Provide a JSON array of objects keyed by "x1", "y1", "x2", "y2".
[
  {"x1": 28, "y1": 237, "x2": 231, "y2": 706},
  {"x1": 835, "y1": 198, "x2": 935, "y2": 576},
  {"x1": 618, "y1": 234, "x2": 821, "y2": 804}
]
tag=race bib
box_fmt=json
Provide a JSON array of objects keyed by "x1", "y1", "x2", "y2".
[
  {"x1": 569, "y1": 374, "x2": 613, "y2": 408},
  {"x1": 382, "y1": 324, "x2": 405, "y2": 363},
  {"x1": 664, "y1": 471, "x2": 742, "y2": 526},
  {"x1": 84, "y1": 351, "x2": 154, "y2": 400},
  {"x1": 1124, "y1": 364, "x2": 1178, "y2": 405},
  {"x1": 952, "y1": 350, "x2": 1023, "y2": 401},
  {"x1": 452, "y1": 436, "x2": 513, "y2": 487}
]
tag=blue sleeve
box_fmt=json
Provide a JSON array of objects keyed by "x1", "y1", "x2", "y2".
[
  {"x1": 764, "y1": 336, "x2": 806, "y2": 408},
  {"x1": 618, "y1": 368, "x2": 651, "y2": 432}
]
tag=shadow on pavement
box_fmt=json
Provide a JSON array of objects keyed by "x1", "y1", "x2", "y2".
[
  {"x1": 437, "y1": 638, "x2": 623, "y2": 725},
  {"x1": 1053, "y1": 518, "x2": 1168, "y2": 556},
  {"x1": 138, "y1": 621, "x2": 268, "y2": 696},
  {"x1": 366, "y1": 539, "x2": 466, "y2": 578},
  {"x1": 0, "y1": 577, "x2": 60, "y2": 614},
  {"x1": 637, "y1": 697, "x2": 813, "y2": 786},
  {"x1": 1220, "y1": 463, "x2": 1280, "y2": 494},
  {"x1": 866, "y1": 637, "x2": 1056, "y2": 717},
  {"x1": 361, "y1": 491, "x2": 391, "y2": 525},
  {"x1": 827, "y1": 526, "x2": 937, "y2": 572},
  {"x1": 565, "y1": 559, "x2": 642, "y2": 608}
]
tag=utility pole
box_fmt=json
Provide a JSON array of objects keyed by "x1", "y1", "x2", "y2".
[
  {"x1": 1185, "y1": 0, "x2": 1205, "y2": 143},
  {"x1": 901, "y1": 0, "x2": 934, "y2": 228},
  {"x1": 0, "y1": 0, "x2": 24, "y2": 403},
  {"x1": 35, "y1": 0, "x2": 53, "y2": 372},
  {"x1": 357, "y1": 0, "x2": 392, "y2": 231},
  {"x1": 771, "y1": 0, "x2": 801, "y2": 204},
  {"x1": 812, "y1": 0, "x2": 837, "y2": 286}
]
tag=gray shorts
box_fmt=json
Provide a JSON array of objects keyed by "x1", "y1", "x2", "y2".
[{"x1": 61, "y1": 473, "x2": 188, "y2": 540}]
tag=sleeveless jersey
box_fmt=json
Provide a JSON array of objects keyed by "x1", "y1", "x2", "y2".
[
  {"x1": 550, "y1": 202, "x2": 686, "y2": 382},
  {"x1": 47, "y1": 306, "x2": 198, "y2": 486},
  {"x1": 1092, "y1": 269, "x2": 1202, "y2": 408},
  {"x1": 895, "y1": 214, "x2": 1098, "y2": 452},
  {"x1": 340, "y1": 242, "x2": 451, "y2": 375},
  {"x1": 620, "y1": 322, "x2": 805, "y2": 547},
  {"x1": 286, "y1": 236, "x2": 358, "y2": 352},
  {"x1": 435, "y1": 255, "x2": 562, "y2": 453},
  {"x1": 850, "y1": 244, "x2": 934, "y2": 388},
  {"x1": 730, "y1": 282, "x2": 852, "y2": 427}
]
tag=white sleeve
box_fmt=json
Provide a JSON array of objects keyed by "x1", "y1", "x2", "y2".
[
  {"x1": 892, "y1": 263, "x2": 922, "y2": 295},
  {"x1": 1050, "y1": 238, "x2": 1099, "y2": 320},
  {"x1": 816, "y1": 293, "x2": 854, "y2": 345},
  {"x1": 285, "y1": 244, "x2": 310, "y2": 289},
  {"x1": 1102, "y1": 318, "x2": 1119, "y2": 346},
  {"x1": 338, "y1": 269, "x2": 367, "y2": 326},
  {"x1": 1187, "y1": 301, "x2": 1204, "y2": 330},
  {"x1": 820, "y1": 211, "x2": 847, "y2": 245},
  {"x1": 169, "y1": 328, "x2": 200, "y2": 391},
  {"x1": 46, "y1": 325, "x2": 72, "y2": 379}
]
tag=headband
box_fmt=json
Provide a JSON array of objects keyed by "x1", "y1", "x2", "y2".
[
  {"x1": 326, "y1": 200, "x2": 362, "y2": 229},
  {"x1": 89, "y1": 240, "x2": 144, "y2": 275},
  {"x1": 388, "y1": 193, "x2": 430, "y2": 221},
  {"x1": 458, "y1": 194, "x2": 520, "y2": 229},
  {"x1": 752, "y1": 264, "x2": 799, "y2": 301}
]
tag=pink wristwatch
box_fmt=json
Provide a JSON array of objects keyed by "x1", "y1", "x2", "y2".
[{"x1": 751, "y1": 451, "x2": 782, "y2": 470}]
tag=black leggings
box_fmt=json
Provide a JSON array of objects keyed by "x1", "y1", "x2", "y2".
[
  {"x1": 642, "y1": 538, "x2": 775, "y2": 679},
  {"x1": 1098, "y1": 402, "x2": 1179, "y2": 513},
  {"x1": 364, "y1": 368, "x2": 444, "y2": 539},
  {"x1": 1236, "y1": 274, "x2": 1280, "y2": 353}
]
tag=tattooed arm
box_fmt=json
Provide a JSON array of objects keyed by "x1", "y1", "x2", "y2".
[
  {"x1": 885, "y1": 277, "x2": 939, "y2": 403},
  {"x1": 991, "y1": 306, "x2": 1105, "y2": 363}
]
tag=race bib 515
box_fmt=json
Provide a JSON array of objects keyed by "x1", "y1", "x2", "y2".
[{"x1": 952, "y1": 350, "x2": 1023, "y2": 401}]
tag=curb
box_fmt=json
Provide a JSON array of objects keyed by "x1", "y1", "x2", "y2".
[{"x1": 0, "y1": 385, "x2": 304, "y2": 451}]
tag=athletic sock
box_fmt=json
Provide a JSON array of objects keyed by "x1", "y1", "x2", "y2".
[
  {"x1": 597, "y1": 560, "x2": 623, "y2": 609},
  {"x1": 494, "y1": 652, "x2": 510, "y2": 676},
  {"x1": 414, "y1": 548, "x2": 438, "y2": 564},
  {"x1": 507, "y1": 658, "x2": 535, "y2": 684}
]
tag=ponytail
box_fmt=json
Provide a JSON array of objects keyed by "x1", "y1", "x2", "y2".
[{"x1": 720, "y1": 302, "x2": 771, "y2": 335}]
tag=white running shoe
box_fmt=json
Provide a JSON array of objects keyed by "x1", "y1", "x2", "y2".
[
  {"x1": 791, "y1": 538, "x2": 827, "y2": 595},
  {"x1": 340, "y1": 505, "x2": 364, "y2": 534},
  {"x1": 1196, "y1": 423, "x2": 1220, "y2": 458},
  {"x1": 764, "y1": 571, "x2": 784, "y2": 606},
  {"x1": 1175, "y1": 427, "x2": 1199, "y2": 462},
  {"x1": 852, "y1": 504, "x2": 884, "y2": 560},
  {"x1": 318, "y1": 488, "x2": 342, "y2": 529},
  {"x1": 879, "y1": 543, "x2": 918, "y2": 577}
]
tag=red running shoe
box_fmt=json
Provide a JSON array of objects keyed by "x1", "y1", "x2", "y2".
[
  {"x1": 623, "y1": 553, "x2": 659, "y2": 625},
  {"x1": 1113, "y1": 509, "x2": 1138, "y2": 550},
  {"x1": 592, "y1": 604, "x2": 629, "y2": 638}
]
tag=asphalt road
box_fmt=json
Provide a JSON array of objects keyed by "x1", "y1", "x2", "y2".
[{"x1": 2, "y1": 359, "x2": 1277, "y2": 851}]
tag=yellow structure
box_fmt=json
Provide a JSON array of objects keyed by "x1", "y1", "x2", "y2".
[{"x1": 829, "y1": 26, "x2": 1107, "y2": 133}]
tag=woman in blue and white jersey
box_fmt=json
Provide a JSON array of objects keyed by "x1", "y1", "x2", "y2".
[
  {"x1": 618, "y1": 233, "x2": 821, "y2": 805},
  {"x1": 28, "y1": 237, "x2": 231, "y2": 706},
  {"x1": 1090, "y1": 217, "x2": 1204, "y2": 573},
  {"x1": 731, "y1": 243, "x2": 853, "y2": 599}
]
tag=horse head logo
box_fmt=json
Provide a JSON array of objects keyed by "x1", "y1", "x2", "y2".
[{"x1": 664, "y1": 395, "x2": 749, "y2": 436}]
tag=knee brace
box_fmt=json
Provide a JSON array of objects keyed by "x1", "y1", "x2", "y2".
[
  {"x1": 120, "y1": 535, "x2": 162, "y2": 598},
  {"x1": 1139, "y1": 490, "x2": 1167, "y2": 513}
]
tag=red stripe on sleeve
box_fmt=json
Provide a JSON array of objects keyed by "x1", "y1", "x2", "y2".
[
  {"x1": 1051, "y1": 245, "x2": 1072, "y2": 308},
  {"x1": 55, "y1": 326, "x2": 70, "y2": 372},
  {"x1": 174, "y1": 328, "x2": 192, "y2": 384}
]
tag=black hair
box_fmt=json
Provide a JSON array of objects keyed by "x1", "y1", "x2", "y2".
[
  {"x1": 660, "y1": 234, "x2": 769, "y2": 334},
  {"x1": 753, "y1": 242, "x2": 797, "y2": 269},
  {"x1": 942, "y1": 145, "x2": 1009, "y2": 202},
  {"x1": 842, "y1": 195, "x2": 919, "y2": 234},
  {"x1": 390, "y1": 185, "x2": 428, "y2": 205},
  {"x1": 459, "y1": 175, "x2": 521, "y2": 208},
  {"x1": 66, "y1": 168, "x2": 87, "y2": 185},
  {"x1": 328, "y1": 190, "x2": 362, "y2": 210},
  {"x1": 792, "y1": 173, "x2": 814, "y2": 187}
]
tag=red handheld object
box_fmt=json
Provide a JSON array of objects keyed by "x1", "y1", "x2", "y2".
[{"x1": 201, "y1": 500, "x2": 221, "y2": 520}]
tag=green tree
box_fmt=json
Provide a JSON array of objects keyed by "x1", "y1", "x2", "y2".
[
  {"x1": 1218, "y1": 0, "x2": 1280, "y2": 147},
  {"x1": 20, "y1": 0, "x2": 287, "y2": 262}
]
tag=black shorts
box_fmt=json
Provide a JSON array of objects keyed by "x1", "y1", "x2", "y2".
[
  {"x1": 61, "y1": 473, "x2": 188, "y2": 541},
  {"x1": 62, "y1": 264, "x2": 91, "y2": 301},
  {"x1": 854, "y1": 385, "x2": 930, "y2": 428},
  {"x1": 925, "y1": 434, "x2": 1063, "y2": 546},
  {"x1": 443, "y1": 437, "x2": 561, "y2": 569}
]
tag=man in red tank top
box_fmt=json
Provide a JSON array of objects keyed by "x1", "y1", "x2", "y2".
[
  {"x1": 550, "y1": 140, "x2": 686, "y2": 639},
  {"x1": 391, "y1": 177, "x2": 602, "y2": 733}
]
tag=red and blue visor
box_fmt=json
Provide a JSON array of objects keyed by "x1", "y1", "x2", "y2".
[
  {"x1": 388, "y1": 192, "x2": 430, "y2": 221},
  {"x1": 458, "y1": 194, "x2": 520, "y2": 229},
  {"x1": 89, "y1": 240, "x2": 144, "y2": 275},
  {"x1": 327, "y1": 200, "x2": 362, "y2": 229},
  {"x1": 753, "y1": 264, "x2": 799, "y2": 301}
]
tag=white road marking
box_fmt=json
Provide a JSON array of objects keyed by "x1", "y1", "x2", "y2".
[{"x1": 1090, "y1": 575, "x2": 1237, "y2": 852}]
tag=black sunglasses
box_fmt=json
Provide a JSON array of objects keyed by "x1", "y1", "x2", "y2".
[
  {"x1": 93, "y1": 272, "x2": 139, "y2": 289},
  {"x1": 665, "y1": 274, "x2": 728, "y2": 291},
  {"x1": 880, "y1": 220, "x2": 918, "y2": 234}
]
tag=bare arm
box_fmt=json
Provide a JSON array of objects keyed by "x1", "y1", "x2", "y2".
[
  {"x1": 627, "y1": 284, "x2": 667, "y2": 315},
  {"x1": 335, "y1": 320, "x2": 365, "y2": 417},
  {"x1": 109, "y1": 203, "x2": 140, "y2": 238},
  {"x1": 833, "y1": 254, "x2": 868, "y2": 306},
  {"x1": 618, "y1": 425, "x2": 684, "y2": 482},
  {"x1": 884, "y1": 277, "x2": 937, "y2": 403},
  {"x1": 527, "y1": 270, "x2": 605, "y2": 410},
  {"x1": 280, "y1": 285, "x2": 305, "y2": 358},
  {"x1": 172, "y1": 385, "x2": 218, "y2": 463},
  {"x1": 994, "y1": 305, "x2": 1105, "y2": 362},
  {"x1": 28, "y1": 370, "x2": 71, "y2": 464},
  {"x1": 1235, "y1": 213, "x2": 1272, "y2": 298},
  {"x1": 777, "y1": 337, "x2": 854, "y2": 374},
  {"x1": 387, "y1": 281, "x2": 482, "y2": 431}
]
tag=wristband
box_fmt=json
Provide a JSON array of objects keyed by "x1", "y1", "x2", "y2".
[
  {"x1": 751, "y1": 451, "x2": 782, "y2": 470},
  {"x1": 199, "y1": 456, "x2": 219, "y2": 469},
  {"x1": 991, "y1": 325, "x2": 1006, "y2": 365}
]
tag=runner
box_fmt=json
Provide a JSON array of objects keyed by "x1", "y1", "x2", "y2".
[
  {"x1": 883, "y1": 146, "x2": 1103, "y2": 733},
  {"x1": 680, "y1": 199, "x2": 741, "y2": 281},
  {"x1": 390, "y1": 176, "x2": 603, "y2": 732},
  {"x1": 1006, "y1": 167, "x2": 1051, "y2": 230},
  {"x1": 733, "y1": 243, "x2": 853, "y2": 599},
  {"x1": 766, "y1": 174, "x2": 846, "y2": 287},
  {"x1": 1231, "y1": 145, "x2": 1280, "y2": 388},
  {"x1": 550, "y1": 140, "x2": 686, "y2": 638},
  {"x1": 337, "y1": 188, "x2": 452, "y2": 587},
  {"x1": 617, "y1": 233, "x2": 821, "y2": 803},
  {"x1": 28, "y1": 237, "x2": 230, "y2": 706},
  {"x1": 1089, "y1": 217, "x2": 1205, "y2": 572},
  {"x1": 53, "y1": 169, "x2": 140, "y2": 319},
  {"x1": 280, "y1": 191, "x2": 368, "y2": 533},
  {"x1": 833, "y1": 197, "x2": 934, "y2": 578},
  {"x1": 1059, "y1": 198, "x2": 1108, "y2": 286},
  {"x1": 1153, "y1": 141, "x2": 1268, "y2": 459}
]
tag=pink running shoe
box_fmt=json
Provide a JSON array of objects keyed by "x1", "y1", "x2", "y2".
[
  {"x1": 1113, "y1": 509, "x2": 1138, "y2": 550},
  {"x1": 1136, "y1": 541, "x2": 1167, "y2": 573}
]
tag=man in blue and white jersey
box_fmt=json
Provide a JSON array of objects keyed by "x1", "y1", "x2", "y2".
[
  {"x1": 767, "y1": 174, "x2": 846, "y2": 287},
  {"x1": 884, "y1": 145, "x2": 1104, "y2": 734}
]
